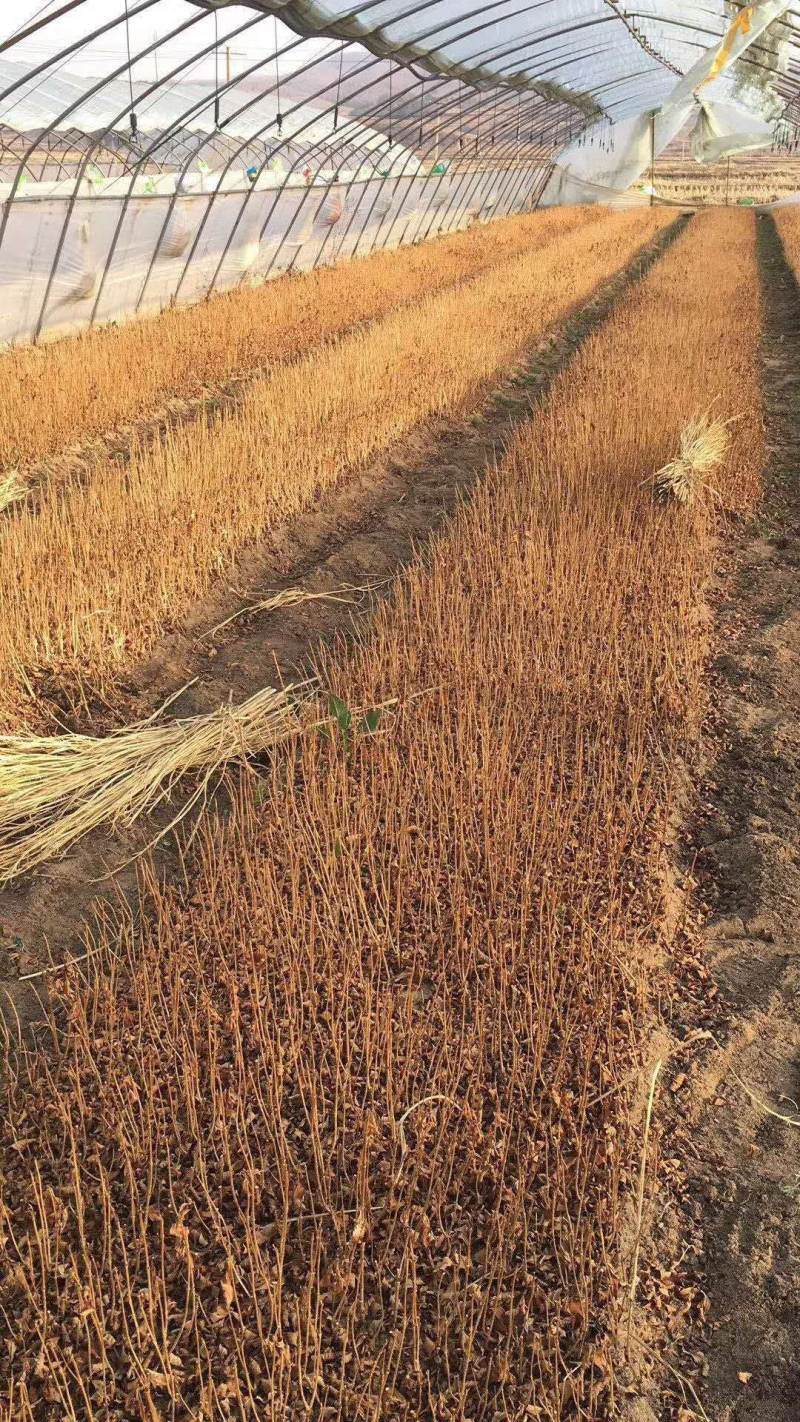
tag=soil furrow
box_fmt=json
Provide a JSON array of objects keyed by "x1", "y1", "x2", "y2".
[
  {"x1": 637, "y1": 211, "x2": 800, "y2": 1422},
  {"x1": 686, "y1": 209, "x2": 800, "y2": 1422}
]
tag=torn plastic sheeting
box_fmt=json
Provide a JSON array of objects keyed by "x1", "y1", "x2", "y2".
[
  {"x1": 540, "y1": 0, "x2": 790, "y2": 199},
  {"x1": 691, "y1": 101, "x2": 774, "y2": 163},
  {"x1": 540, "y1": 101, "x2": 693, "y2": 205},
  {"x1": 666, "y1": 0, "x2": 790, "y2": 114},
  {"x1": 539, "y1": 165, "x2": 655, "y2": 209}
]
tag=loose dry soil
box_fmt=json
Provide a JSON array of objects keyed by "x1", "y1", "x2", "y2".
[{"x1": 631, "y1": 212, "x2": 799, "y2": 1422}]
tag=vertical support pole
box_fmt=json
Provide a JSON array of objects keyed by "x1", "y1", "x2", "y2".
[
  {"x1": 726, "y1": 155, "x2": 731, "y2": 206},
  {"x1": 226, "y1": 46, "x2": 231, "y2": 84},
  {"x1": 650, "y1": 111, "x2": 655, "y2": 205}
]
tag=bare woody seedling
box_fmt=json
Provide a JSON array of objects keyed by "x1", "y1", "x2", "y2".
[{"x1": 0, "y1": 210, "x2": 764, "y2": 1421}]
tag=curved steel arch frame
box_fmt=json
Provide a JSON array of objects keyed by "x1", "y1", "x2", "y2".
[
  {"x1": 0, "y1": 0, "x2": 587, "y2": 345},
  {"x1": 0, "y1": 0, "x2": 796, "y2": 345}
]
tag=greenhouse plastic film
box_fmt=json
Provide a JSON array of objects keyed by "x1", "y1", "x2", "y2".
[
  {"x1": 0, "y1": 0, "x2": 797, "y2": 347},
  {"x1": 0, "y1": 164, "x2": 540, "y2": 347}
]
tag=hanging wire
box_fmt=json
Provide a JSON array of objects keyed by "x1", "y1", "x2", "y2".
[
  {"x1": 419, "y1": 75, "x2": 425, "y2": 147},
  {"x1": 274, "y1": 16, "x2": 282, "y2": 136},
  {"x1": 214, "y1": 8, "x2": 220, "y2": 129},
  {"x1": 124, "y1": 0, "x2": 137, "y2": 138},
  {"x1": 334, "y1": 43, "x2": 344, "y2": 132},
  {"x1": 388, "y1": 58, "x2": 393, "y2": 147}
]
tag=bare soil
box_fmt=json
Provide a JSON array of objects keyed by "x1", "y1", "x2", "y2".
[
  {"x1": 627, "y1": 212, "x2": 800, "y2": 1421},
  {"x1": 686, "y1": 211, "x2": 800, "y2": 1422},
  {"x1": 0, "y1": 214, "x2": 689, "y2": 1033}
]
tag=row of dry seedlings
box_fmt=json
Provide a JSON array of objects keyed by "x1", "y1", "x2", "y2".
[
  {"x1": 0, "y1": 210, "x2": 763, "y2": 1420},
  {"x1": 0, "y1": 208, "x2": 673, "y2": 734},
  {"x1": 0, "y1": 205, "x2": 607, "y2": 477},
  {"x1": 654, "y1": 157, "x2": 798, "y2": 207},
  {"x1": 772, "y1": 203, "x2": 800, "y2": 268},
  {"x1": 653, "y1": 174, "x2": 776, "y2": 205}
]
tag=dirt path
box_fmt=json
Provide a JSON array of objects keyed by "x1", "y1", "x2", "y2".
[
  {"x1": 688, "y1": 211, "x2": 800, "y2": 1422},
  {"x1": 636, "y1": 212, "x2": 800, "y2": 1422},
  {"x1": 0, "y1": 215, "x2": 689, "y2": 1030}
]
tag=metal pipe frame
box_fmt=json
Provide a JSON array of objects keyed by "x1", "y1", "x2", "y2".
[
  {"x1": 40, "y1": 0, "x2": 598, "y2": 327},
  {"x1": 187, "y1": 0, "x2": 647, "y2": 97},
  {"x1": 76, "y1": 11, "x2": 591, "y2": 320},
  {"x1": 3, "y1": 0, "x2": 800, "y2": 345},
  {"x1": 177, "y1": 53, "x2": 576, "y2": 303}
]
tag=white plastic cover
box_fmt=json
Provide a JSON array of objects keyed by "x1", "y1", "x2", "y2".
[
  {"x1": 541, "y1": 102, "x2": 694, "y2": 205},
  {"x1": 233, "y1": 0, "x2": 792, "y2": 127},
  {"x1": 542, "y1": 0, "x2": 790, "y2": 200},
  {"x1": 0, "y1": 0, "x2": 796, "y2": 348},
  {"x1": 691, "y1": 101, "x2": 774, "y2": 163},
  {"x1": 263, "y1": 0, "x2": 710, "y2": 119},
  {"x1": 665, "y1": 0, "x2": 789, "y2": 116},
  {"x1": 0, "y1": 54, "x2": 418, "y2": 156},
  {"x1": 0, "y1": 161, "x2": 543, "y2": 348}
]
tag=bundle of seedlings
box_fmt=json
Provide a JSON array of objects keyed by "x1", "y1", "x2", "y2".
[
  {"x1": 0, "y1": 682, "x2": 310, "y2": 882},
  {"x1": 645, "y1": 408, "x2": 734, "y2": 506}
]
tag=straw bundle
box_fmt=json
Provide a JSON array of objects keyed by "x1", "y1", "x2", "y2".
[
  {"x1": 0, "y1": 683, "x2": 308, "y2": 883},
  {"x1": 646, "y1": 410, "x2": 732, "y2": 506},
  {"x1": 0, "y1": 471, "x2": 28, "y2": 514}
]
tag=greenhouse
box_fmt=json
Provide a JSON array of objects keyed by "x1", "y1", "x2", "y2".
[
  {"x1": 3, "y1": 6, "x2": 800, "y2": 1421},
  {"x1": 0, "y1": 0, "x2": 795, "y2": 345}
]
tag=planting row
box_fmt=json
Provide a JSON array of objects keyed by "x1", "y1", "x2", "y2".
[
  {"x1": 773, "y1": 204, "x2": 800, "y2": 280},
  {"x1": 0, "y1": 204, "x2": 606, "y2": 477},
  {"x1": 0, "y1": 210, "x2": 764, "y2": 1420},
  {"x1": 0, "y1": 208, "x2": 673, "y2": 732}
]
